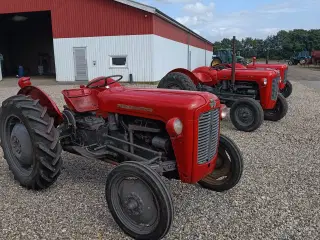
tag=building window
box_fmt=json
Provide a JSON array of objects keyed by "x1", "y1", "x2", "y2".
[{"x1": 110, "y1": 56, "x2": 127, "y2": 68}]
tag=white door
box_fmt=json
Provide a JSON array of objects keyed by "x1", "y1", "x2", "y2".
[{"x1": 73, "y1": 47, "x2": 88, "y2": 81}]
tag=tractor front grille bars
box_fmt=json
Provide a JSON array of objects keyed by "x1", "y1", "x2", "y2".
[
  {"x1": 197, "y1": 109, "x2": 220, "y2": 164},
  {"x1": 271, "y1": 77, "x2": 279, "y2": 100}
]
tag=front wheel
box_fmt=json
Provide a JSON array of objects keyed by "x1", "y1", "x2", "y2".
[
  {"x1": 105, "y1": 161, "x2": 174, "y2": 240},
  {"x1": 198, "y1": 134, "x2": 243, "y2": 192},
  {"x1": 280, "y1": 80, "x2": 293, "y2": 98},
  {"x1": 230, "y1": 98, "x2": 264, "y2": 132},
  {"x1": 264, "y1": 94, "x2": 288, "y2": 121}
]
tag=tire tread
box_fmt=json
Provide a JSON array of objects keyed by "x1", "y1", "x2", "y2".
[{"x1": 0, "y1": 95, "x2": 62, "y2": 190}]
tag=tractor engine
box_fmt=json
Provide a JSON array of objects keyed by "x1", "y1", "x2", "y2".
[
  {"x1": 200, "y1": 80, "x2": 259, "y2": 101},
  {"x1": 59, "y1": 109, "x2": 175, "y2": 171}
]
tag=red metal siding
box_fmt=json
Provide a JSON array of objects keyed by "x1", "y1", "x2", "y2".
[
  {"x1": 153, "y1": 15, "x2": 213, "y2": 51},
  {"x1": 51, "y1": 0, "x2": 153, "y2": 38},
  {"x1": 0, "y1": 0, "x2": 211, "y2": 49},
  {"x1": 0, "y1": 1, "x2": 51, "y2": 14},
  {"x1": 0, "y1": 0, "x2": 153, "y2": 38},
  {"x1": 189, "y1": 35, "x2": 213, "y2": 51}
]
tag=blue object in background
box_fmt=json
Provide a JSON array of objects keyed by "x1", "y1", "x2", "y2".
[{"x1": 18, "y1": 65, "x2": 24, "y2": 78}]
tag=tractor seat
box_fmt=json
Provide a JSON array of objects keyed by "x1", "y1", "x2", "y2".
[{"x1": 62, "y1": 88, "x2": 99, "y2": 113}]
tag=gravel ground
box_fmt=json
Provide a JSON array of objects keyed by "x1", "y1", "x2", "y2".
[{"x1": 1, "y1": 68, "x2": 320, "y2": 239}]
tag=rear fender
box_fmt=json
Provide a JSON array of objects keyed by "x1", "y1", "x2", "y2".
[
  {"x1": 17, "y1": 78, "x2": 63, "y2": 126},
  {"x1": 168, "y1": 68, "x2": 203, "y2": 85},
  {"x1": 192, "y1": 66, "x2": 218, "y2": 85}
]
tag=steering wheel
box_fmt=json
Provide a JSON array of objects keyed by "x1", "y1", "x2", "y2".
[{"x1": 86, "y1": 75, "x2": 123, "y2": 88}]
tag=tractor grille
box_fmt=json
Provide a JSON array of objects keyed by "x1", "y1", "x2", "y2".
[
  {"x1": 283, "y1": 69, "x2": 288, "y2": 83},
  {"x1": 197, "y1": 109, "x2": 220, "y2": 164},
  {"x1": 271, "y1": 77, "x2": 279, "y2": 100}
]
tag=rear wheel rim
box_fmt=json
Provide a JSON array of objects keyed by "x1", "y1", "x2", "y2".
[
  {"x1": 201, "y1": 150, "x2": 232, "y2": 185},
  {"x1": 4, "y1": 115, "x2": 33, "y2": 174},
  {"x1": 110, "y1": 174, "x2": 160, "y2": 235}
]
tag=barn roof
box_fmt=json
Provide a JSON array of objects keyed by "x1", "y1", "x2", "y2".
[{"x1": 114, "y1": 0, "x2": 213, "y2": 45}]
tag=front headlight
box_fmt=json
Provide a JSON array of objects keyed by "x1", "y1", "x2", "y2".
[
  {"x1": 166, "y1": 117, "x2": 183, "y2": 137},
  {"x1": 220, "y1": 104, "x2": 228, "y2": 119},
  {"x1": 173, "y1": 119, "x2": 183, "y2": 135}
]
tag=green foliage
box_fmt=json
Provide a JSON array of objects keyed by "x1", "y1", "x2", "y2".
[{"x1": 213, "y1": 29, "x2": 320, "y2": 60}]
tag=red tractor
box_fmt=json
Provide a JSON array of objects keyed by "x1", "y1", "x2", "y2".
[
  {"x1": 216, "y1": 60, "x2": 292, "y2": 99},
  {"x1": 209, "y1": 37, "x2": 292, "y2": 99},
  {"x1": 0, "y1": 76, "x2": 243, "y2": 240},
  {"x1": 157, "y1": 65, "x2": 288, "y2": 132},
  {"x1": 245, "y1": 57, "x2": 292, "y2": 98}
]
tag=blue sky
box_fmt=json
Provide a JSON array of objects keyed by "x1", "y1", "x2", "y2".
[{"x1": 136, "y1": 0, "x2": 319, "y2": 42}]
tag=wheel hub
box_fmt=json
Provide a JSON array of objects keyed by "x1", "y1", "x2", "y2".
[
  {"x1": 237, "y1": 107, "x2": 253, "y2": 123},
  {"x1": 116, "y1": 178, "x2": 158, "y2": 229},
  {"x1": 123, "y1": 193, "x2": 144, "y2": 216},
  {"x1": 10, "y1": 123, "x2": 33, "y2": 166}
]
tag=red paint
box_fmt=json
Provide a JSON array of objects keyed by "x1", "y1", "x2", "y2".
[
  {"x1": 87, "y1": 76, "x2": 122, "y2": 89},
  {"x1": 18, "y1": 77, "x2": 32, "y2": 88},
  {"x1": 311, "y1": 50, "x2": 320, "y2": 62},
  {"x1": 170, "y1": 66, "x2": 279, "y2": 109},
  {"x1": 153, "y1": 15, "x2": 213, "y2": 51},
  {"x1": 246, "y1": 63, "x2": 288, "y2": 90},
  {"x1": 16, "y1": 76, "x2": 222, "y2": 184},
  {"x1": 62, "y1": 88, "x2": 100, "y2": 112},
  {"x1": 0, "y1": 0, "x2": 212, "y2": 51},
  {"x1": 17, "y1": 85, "x2": 64, "y2": 126},
  {"x1": 96, "y1": 86, "x2": 220, "y2": 183}
]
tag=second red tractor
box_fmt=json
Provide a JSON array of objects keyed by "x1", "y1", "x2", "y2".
[
  {"x1": 244, "y1": 57, "x2": 292, "y2": 98},
  {"x1": 158, "y1": 65, "x2": 288, "y2": 132}
]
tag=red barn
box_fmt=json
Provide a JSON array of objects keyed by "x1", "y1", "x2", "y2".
[{"x1": 0, "y1": 0, "x2": 213, "y2": 82}]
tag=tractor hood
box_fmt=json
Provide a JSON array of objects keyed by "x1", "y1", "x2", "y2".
[
  {"x1": 97, "y1": 87, "x2": 220, "y2": 122},
  {"x1": 217, "y1": 68, "x2": 279, "y2": 79},
  {"x1": 247, "y1": 63, "x2": 288, "y2": 70}
]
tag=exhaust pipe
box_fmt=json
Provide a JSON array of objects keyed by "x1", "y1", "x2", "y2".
[{"x1": 231, "y1": 36, "x2": 236, "y2": 89}]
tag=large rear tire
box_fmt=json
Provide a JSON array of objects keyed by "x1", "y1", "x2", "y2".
[
  {"x1": 105, "y1": 161, "x2": 174, "y2": 240},
  {"x1": 0, "y1": 95, "x2": 62, "y2": 190},
  {"x1": 264, "y1": 94, "x2": 288, "y2": 121},
  {"x1": 280, "y1": 80, "x2": 292, "y2": 98},
  {"x1": 157, "y1": 72, "x2": 197, "y2": 91},
  {"x1": 230, "y1": 98, "x2": 264, "y2": 132},
  {"x1": 198, "y1": 134, "x2": 243, "y2": 192}
]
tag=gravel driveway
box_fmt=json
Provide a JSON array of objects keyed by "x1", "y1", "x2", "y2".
[{"x1": 1, "y1": 67, "x2": 320, "y2": 239}]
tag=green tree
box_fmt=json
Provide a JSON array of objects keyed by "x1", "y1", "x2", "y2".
[{"x1": 211, "y1": 29, "x2": 320, "y2": 60}]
